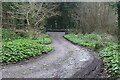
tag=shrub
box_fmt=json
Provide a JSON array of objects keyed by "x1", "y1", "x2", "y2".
[{"x1": 2, "y1": 29, "x2": 24, "y2": 42}]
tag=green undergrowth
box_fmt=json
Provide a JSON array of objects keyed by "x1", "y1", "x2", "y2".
[
  {"x1": 2, "y1": 29, "x2": 24, "y2": 42},
  {"x1": 32, "y1": 34, "x2": 52, "y2": 44},
  {"x1": 64, "y1": 33, "x2": 120, "y2": 77},
  {"x1": 1, "y1": 29, "x2": 53, "y2": 64}
]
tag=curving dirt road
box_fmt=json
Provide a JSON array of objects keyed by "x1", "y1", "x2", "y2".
[{"x1": 2, "y1": 32, "x2": 101, "y2": 78}]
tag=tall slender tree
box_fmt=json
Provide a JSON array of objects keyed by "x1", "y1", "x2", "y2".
[{"x1": 118, "y1": 2, "x2": 120, "y2": 47}]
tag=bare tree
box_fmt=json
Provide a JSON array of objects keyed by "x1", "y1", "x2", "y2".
[{"x1": 2, "y1": 2, "x2": 59, "y2": 38}]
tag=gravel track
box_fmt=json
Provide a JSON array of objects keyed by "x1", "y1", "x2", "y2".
[{"x1": 2, "y1": 32, "x2": 101, "y2": 78}]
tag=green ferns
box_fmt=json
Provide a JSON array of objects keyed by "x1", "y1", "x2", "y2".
[{"x1": 64, "y1": 33, "x2": 120, "y2": 77}]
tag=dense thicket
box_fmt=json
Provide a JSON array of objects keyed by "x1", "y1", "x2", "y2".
[
  {"x1": 2, "y1": 2, "x2": 59, "y2": 38},
  {"x1": 2, "y1": 2, "x2": 118, "y2": 36},
  {"x1": 71, "y1": 2, "x2": 118, "y2": 35}
]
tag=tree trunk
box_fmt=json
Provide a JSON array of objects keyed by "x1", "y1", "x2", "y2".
[{"x1": 118, "y1": 2, "x2": 120, "y2": 48}]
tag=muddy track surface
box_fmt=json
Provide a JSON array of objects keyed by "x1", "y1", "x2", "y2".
[{"x1": 2, "y1": 32, "x2": 101, "y2": 78}]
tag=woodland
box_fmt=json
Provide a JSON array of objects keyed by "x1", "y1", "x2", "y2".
[{"x1": 0, "y1": 2, "x2": 120, "y2": 78}]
